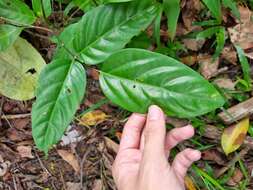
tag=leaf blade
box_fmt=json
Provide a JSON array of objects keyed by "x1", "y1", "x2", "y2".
[
  {"x1": 0, "y1": 37, "x2": 46, "y2": 100},
  {"x1": 32, "y1": 58, "x2": 86, "y2": 153},
  {"x1": 99, "y1": 49, "x2": 225, "y2": 118},
  {"x1": 221, "y1": 118, "x2": 249, "y2": 155}
]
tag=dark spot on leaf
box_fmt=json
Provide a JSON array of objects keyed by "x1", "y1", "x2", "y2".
[
  {"x1": 26, "y1": 68, "x2": 36, "y2": 74},
  {"x1": 6, "y1": 1, "x2": 11, "y2": 6},
  {"x1": 133, "y1": 85, "x2": 136, "y2": 88},
  {"x1": 67, "y1": 88, "x2": 71, "y2": 94}
]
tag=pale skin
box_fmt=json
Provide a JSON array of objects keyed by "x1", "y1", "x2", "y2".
[{"x1": 112, "y1": 105, "x2": 201, "y2": 190}]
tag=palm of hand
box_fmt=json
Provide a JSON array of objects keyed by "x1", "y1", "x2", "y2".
[{"x1": 112, "y1": 106, "x2": 201, "y2": 190}]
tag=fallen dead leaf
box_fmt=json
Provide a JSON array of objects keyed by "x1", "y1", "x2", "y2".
[
  {"x1": 57, "y1": 149, "x2": 80, "y2": 173},
  {"x1": 104, "y1": 137, "x2": 119, "y2": 153},
  {"x1": 221, "y1": 45, "x2": 237, "y2": 65},
  {"x1": 213, "y1": 78, "x2": 235, "y2": 90},
  {"x1": 202, "y1": 149, "x2": 226, "y2": 165},
  {"x1": 228, "y1": 6, "x2": 253, "y2": 59},
  {"x1": 79, "y1": 110, "x2": 108, "y2": 127},
  {"x1": 198, "y1": 54, "x2": 219, "y2": 79},
  {"x1": 227, "y1": 168, "x2": 243, "y2": 186},
  {"x1": 11, "y1": 118, "x2": 30, "y2": 129},
  {"x1": 66, "y1": 182, "x2": 82, "y2": 190},
  {"x1": 183, "y1": 38, "x2": 205, "y2": 51},
  {"x1": 221, "y1": 118, "x2": 249, "y2": 155},
  {"x1": 185, "y1": 176, "x2": 197, "y2": 190},
  {"x1": 92, "y1": 179, "x2": 103, "y2": 190},
  {"x1": 16, "y1": 145, "x2": 34, "y2": 159},
  {"x1": 180, "y1": 55, "x2": 198, "y2": 66}
]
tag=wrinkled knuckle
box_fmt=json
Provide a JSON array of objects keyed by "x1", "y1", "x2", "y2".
[
  {"x1": 170, "y1": 130, "x2": 182, "y2": 142},
  {"x1": 144, "y1": 125, "x2": 156, "y2": 139}
]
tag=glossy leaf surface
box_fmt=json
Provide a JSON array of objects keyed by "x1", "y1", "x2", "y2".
[
  {"x1": 32, "y1": 59, "x2": 86, "y2": 153},
  {"x1": 56, "y1": 1, "x2": 160, "y2": 64},
  {"x1": 0, "y1": 0, "x2": 36, "y2": 51},
  {"x1": 221, "y1": 118, "x2": 249, "y2": 155},
  {"x1": 99, "y1": 49, "x2": 225, "y2": 118},
  {"x1": 0, "y1": 37, "x2": 45, "y2": 100}
]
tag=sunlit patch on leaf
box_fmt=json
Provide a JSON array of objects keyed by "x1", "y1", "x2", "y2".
[{"x1": 221, "y1": 118, "x2": 249, "y2": 155}]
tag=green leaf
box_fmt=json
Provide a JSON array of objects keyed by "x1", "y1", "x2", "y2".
[
  {"x1": 126, "y1": 32, "x2": 151, "y2": 49},
  {"x1": 72, "y1": 0, "x2": 95, "y2": 11},
  {"x1": 0, "y1": 25, "x2": 22, "y2": 51},
  {"x1": 213, "y1": 27, "x2": 226, "y2": 59},
  {"x1": 0, "y1": 37, "x2": 46, "y2": 100},
  {"x1": 202, "y1": 0, "x2": 222, "y2": 22},
  {"x1": 197, "y1": 26, "x2": 222, "y2": 39},
  {"x1": 222, "y1": 0, "x2": 240, "y2": 20},
  {"x1": 235, "y1": 45, "x2": 252, "y2": 90},
  {"x1": 163, "y1": 0, "x2": 180, "y2": 40},
  {"x1": 32, "y1": 0, "x2": 52, "y2": 18},
  {"x1": 57, "y1": 1, "x2": 160, "y2": 64},
  {"x1": 32, "y1": 58, "x2": 86, "y2": 153},
  {"x1": 153, "y1": 6, "x2": 163, "y2": 46},
  {"x1": 0, "y1": 0, "x2": 36, "y2": 50},
  {"x1": 102, "y1": 0, "x2": 135, "y2": 3},
  {"x1": 99, "y1": 49, "x2": 225, "y2": 118}
]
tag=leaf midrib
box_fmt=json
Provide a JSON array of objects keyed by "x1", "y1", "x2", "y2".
[{"x1": 100, "y1": 71, "x2": 216, "y2": 101}]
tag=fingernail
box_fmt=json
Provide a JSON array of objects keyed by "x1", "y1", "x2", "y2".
[{"x1": 148, "y1": 105, "x2": 161, "y2": 121}]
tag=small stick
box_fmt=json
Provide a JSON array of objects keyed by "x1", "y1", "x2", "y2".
[{"x1": 0, "y1": 113, "x2": 31, "y2": 119}]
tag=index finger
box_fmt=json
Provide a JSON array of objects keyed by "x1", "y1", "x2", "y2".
[{"x1": 119, "y1": 113, "x2": 146, "y2": 152}]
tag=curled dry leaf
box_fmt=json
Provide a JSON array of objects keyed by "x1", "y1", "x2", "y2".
[
  {"x1": 198, "y1": 54, "x2": 219, "y2": 79},
  {"x1": 180, "y1": 55, "x2": 198, "y2": 66},
  {"x1": 57, "y1": 149, "x2": 80, "y2": 173},
  {"x1": 185, "y1": 176, "x2": 197, "y2": 190},
  {"x1": 79, "y1": 110, "x2": 108, "y2": 127},
  {"x1": 221, "y1": 118, "x2": 249, "y2": 155}
]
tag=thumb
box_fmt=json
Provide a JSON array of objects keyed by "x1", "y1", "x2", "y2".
[{"x1": 143, "y1": 105, "x2": 166, "y2": 160}]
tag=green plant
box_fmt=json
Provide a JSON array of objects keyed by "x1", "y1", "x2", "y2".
[{"x1": 0, "y1": 0, "x2": 225, "y2": 154}]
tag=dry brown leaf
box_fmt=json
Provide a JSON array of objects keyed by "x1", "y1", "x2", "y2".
[
  {"x1": 183, "y1": 38, "x2": 205, "y2": 51},
  {"x1": 79, "y1": 110, "x2": 108, "y2": 126},
  {"x1": 180, "y1": 55, "x2": 198, "y2": 66},
  {"x1": 221, "y1": 118, "x2": 249, "y2": 155},
  {"x1": 202, "y1": 149, "x2": 226, "y2": 165},
  {"x1": 221, "y1": 45, "x2": 237, "y2": 65},
  {"x1": 227, "y1": 168, "x2": 243, "y2": 186},
  {"x1": 228, "y1": 6, "x2": 253, "y2": 59},
  {"x1": 213, "y1": 78, "x2": 235, "y2": 90},
  {"x1": 104, "y1": 137, "x2": 119, "y2": 153},
  {"x1": 57, "y1": 149, "x2": 80, "y2": 173},
  {"x1": 185, "y1": 176, "x2": 197, "y2": 190},
  {"x1": 66, "y1": 182, "x2": 81, "y2": 190},
  {"x1": 198, "y1": 54, "x2": 219, "y2": 79},
  {"x1": 92, "y1": 179, "x2": 103, "y2": 190},
  {"x1": 16, "y1": 145, "x2": 34, "y2": 159}
]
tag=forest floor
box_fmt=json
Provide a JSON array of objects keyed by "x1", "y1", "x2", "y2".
[{"x1": 1, "y1": 0, "x2": 253, "y2": 190}]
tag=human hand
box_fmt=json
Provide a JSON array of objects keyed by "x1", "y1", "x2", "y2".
[{"x1": 112, "y1": 105, "x2": 201, "y2": 190}]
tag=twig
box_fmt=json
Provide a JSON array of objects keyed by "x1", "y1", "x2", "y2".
[
  {"x1": 35, "y1": 151, "x2": 52, "y2": 177},
  {"x1": 0, "y1": 113, "x2": 31, "y2": 119}
]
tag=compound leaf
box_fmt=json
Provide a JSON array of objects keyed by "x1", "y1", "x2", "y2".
[
  {"x1": 0, "y1": 37, "x2": 46, "y2": 100},
  {"x1": 32, "y1": 58, "x2": 86, "y2": 153},
  {"x1": 99, "y1": 49, "x2": 225, "y2": 118}
]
